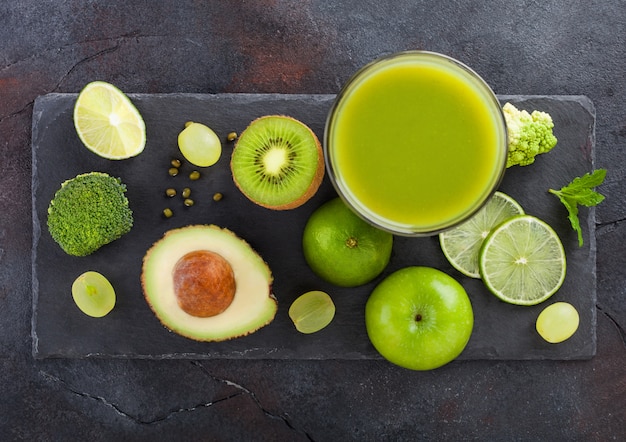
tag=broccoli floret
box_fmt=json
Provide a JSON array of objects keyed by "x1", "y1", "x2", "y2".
[
  {"x1": 47, "y1": 172, "x2": 133, "y2": 256},
  {"x1": 503, "y1": 102, "x2": 558, "y2": 168}
]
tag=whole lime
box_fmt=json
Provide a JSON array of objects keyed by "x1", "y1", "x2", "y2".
[{"x1": 302, "y1": 198, "x2": 393, "y2": 287}]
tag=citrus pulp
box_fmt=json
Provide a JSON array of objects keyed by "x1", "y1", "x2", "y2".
[
  {"x1": 479, "y1": 215, "x2": 566, "y2": 306},
  {"x1": 440, "y1": 191, "x2": 524, "y2": 278},
  {"x1": 73, "y1": 81, "x2": 146, "y2": 160}
]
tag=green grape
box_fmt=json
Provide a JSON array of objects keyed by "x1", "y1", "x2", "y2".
[
  {"x1": 178, "y1": 122, "x2": 222, "y2": 167},
  {"x1": 288, "y1": 290, "x2": 335, "y2": 334},
  {"x1": 72, "y1": 271, "x2": 116, "y2": 317},
  {"x1": 536, "y1": 302, "x2": 579, "y2": 343}
]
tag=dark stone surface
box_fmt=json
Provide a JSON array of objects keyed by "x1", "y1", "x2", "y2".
[
  {"x1": 32, "y1": 93, "x2": 596, "y2": 361},
  {"x1": 2, "y1": 1, "x2": 624, "y2": 439}
]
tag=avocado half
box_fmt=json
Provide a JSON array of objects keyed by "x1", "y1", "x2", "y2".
[{"x1": 141, "y1": 225, "x2": 277, "y2": 341}]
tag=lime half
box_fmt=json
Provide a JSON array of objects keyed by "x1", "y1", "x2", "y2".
[
  {"x1": 440, "y1": 192, "x2": 524, "y2": 278},
  {"x1": 479, "y1": 215, "x2": 566, "y2": 306},
  {"x1": 73, "y1": 81, "x2": 146, "y2": 159}
]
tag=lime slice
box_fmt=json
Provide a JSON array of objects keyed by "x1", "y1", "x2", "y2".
[
  {"x1": 479, "y1": 215, "x2": 566, "y2": 306},
  {"x1": 288, "y1": 290, "x2": 335, "y2": 334},
  {"x1": 73, "y1": 81, "x2": 146, "y2": 159},
  {"x1": 440, "y1": 192, "x2": 524, "y2": 278}
]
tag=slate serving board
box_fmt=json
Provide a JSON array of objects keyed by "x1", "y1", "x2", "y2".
[{"x1": 32, "y1": 93, "x2": 596, "y2": 360}]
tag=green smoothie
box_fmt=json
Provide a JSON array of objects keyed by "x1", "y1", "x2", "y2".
[{"x1": 326, "y1": 52, "x2": 507, "y2": 234}]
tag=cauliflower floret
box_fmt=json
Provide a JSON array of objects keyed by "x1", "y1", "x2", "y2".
[{"x1": 503, "y1": 102, "x2": 558, "y2": 168}]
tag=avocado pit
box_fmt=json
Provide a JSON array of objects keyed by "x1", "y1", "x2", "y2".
[{"x1": 172, "y1": 250, "x2": 236, "y2": 317}]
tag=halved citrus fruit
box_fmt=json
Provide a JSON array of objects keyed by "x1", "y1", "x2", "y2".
[
  {"x1": 73, "y1": 81, "x2": 146, "y2": 159},
  {"x1": 478, "y1": 215, "x2": 566, "y2": 306},
  {"x1": 440, "y1": 192, "x2": 524, "y2": 278}
]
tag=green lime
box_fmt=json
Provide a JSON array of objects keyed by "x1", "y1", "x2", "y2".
[
  {"x1": 73, "y1": 81, "x2": 146, "y2": 160},
  {"x1": 479, "y1": 215, "x2": 566, "y2": 306},
  {"x1": 289, "y1": 290, "x2": 336, "y2": 334},
  {"x1": 302, "y1": 198, "x2": 393, "y2": 287},
  {"x1": 440, "y1": 192, "x2": 524, "y2": 278}
]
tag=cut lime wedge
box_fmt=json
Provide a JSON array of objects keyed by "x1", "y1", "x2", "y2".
[
  {"x1": 479, "y1": 215, "x2": 566, "y2": 306},
  {"x1": 440, "y1": 192, "x2": 524, "y2": 278},
  {"x1": 73, "y1": 81, "x2": 146, "y2": 160}
]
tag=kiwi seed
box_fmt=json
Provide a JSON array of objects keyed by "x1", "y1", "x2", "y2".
[{"x1": 230, "y1": 115, "x2": 324, "y2": 210}]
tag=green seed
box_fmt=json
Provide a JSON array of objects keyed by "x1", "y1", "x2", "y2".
[
  {"x1": 182, "y1": 187, "x2": 191, "y2": 198},
  {"x1": 227, "y1": 132, "x2": 238, "y2": 142},
  {"x1": 189, "y1": 171, "x2": 200, "y2": 180},
  {"x1": 184, "y1": 198, "x2": 194, "y2": 207},
  {"x1": 169, "y1": 167, "x2": 179, "y2": 177},
  {"x1": 165, "y1": 188, "x2": 176, "y2": 197},
  {"x1": 163, "y1": 208, "x2": 173, "y2": 218},
  {"x1": 213, "y1": 192, "x2": 223, "y2": 202},
  {"x1": 171, "y1": 159, "x2": 182, "y2": 168}
]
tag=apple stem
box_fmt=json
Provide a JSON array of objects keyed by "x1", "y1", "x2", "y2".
[{"x1": 415, "y1": 314, "x2": 422, "y2": 322}]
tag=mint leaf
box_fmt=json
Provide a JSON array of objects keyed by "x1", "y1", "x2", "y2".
[
  {"x1": 573, "y1": 169, "x2": 607, "y2": 188},
  {"x1": 561, "y1": 195, "x2": 583, "y2": 247},
  {"x1": 555, "y1": 169, "x2": 607, "y2": 206},
  {"x1": 549, "y1": 169, "x2": 607, "y2": 247},
  {"x1": 569, "y1": 188, "x2": 605, "y2": 207}
]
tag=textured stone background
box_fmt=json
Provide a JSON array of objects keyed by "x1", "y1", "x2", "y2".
[{"x1": 1, "y1": 1, "x2": 624, "y2": 440}]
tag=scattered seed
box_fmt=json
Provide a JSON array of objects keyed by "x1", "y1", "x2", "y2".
[
  {"x1": 213, "y1": 192, "x2": 223, "y2": 202},
  {"x1": 165, "y1": 188, "x2": 176, "y2": 197},
  {"x1": 184, "y1": 198, "x2": 194, "y2": 207},
  {"x1": 163, "y1": 208, "x2": 174, "y2": 218},
  {"x1": 181, "y1": 187, "x2": 191, "y2": 198},
  {"x1": 227, "y1": 132, "x2": 238, "y2": 142},
  {"x1": 189, "y1": 170, "x2": 201, "y2": 180},
  {"x1": 169, "y1": 167, "x2": 179, "y2": 177},
  {"x1": 171, "y1": 158, "x2": 182, "y2": 168}
]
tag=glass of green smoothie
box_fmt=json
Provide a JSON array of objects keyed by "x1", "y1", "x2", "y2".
[{"x1": 324, "y1": 51, "x2": 508, "y2": 236}]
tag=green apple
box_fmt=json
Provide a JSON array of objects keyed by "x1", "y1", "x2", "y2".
[{"x1": 365, "y1": 266, "x2": 473, "y2": 370}]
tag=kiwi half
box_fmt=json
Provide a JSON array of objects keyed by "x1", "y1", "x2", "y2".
[{"x1": 230, "y1": 115, "x2": 325, "y2": 210}]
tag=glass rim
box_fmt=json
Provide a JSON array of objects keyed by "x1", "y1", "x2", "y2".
[{"x1": 323, "y1": 50, "x2": 508, "y2": 236}]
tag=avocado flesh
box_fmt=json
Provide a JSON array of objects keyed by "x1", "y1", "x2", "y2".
[{"x1": 141, "y1": 225, "x2": 277, "y2": 341}]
